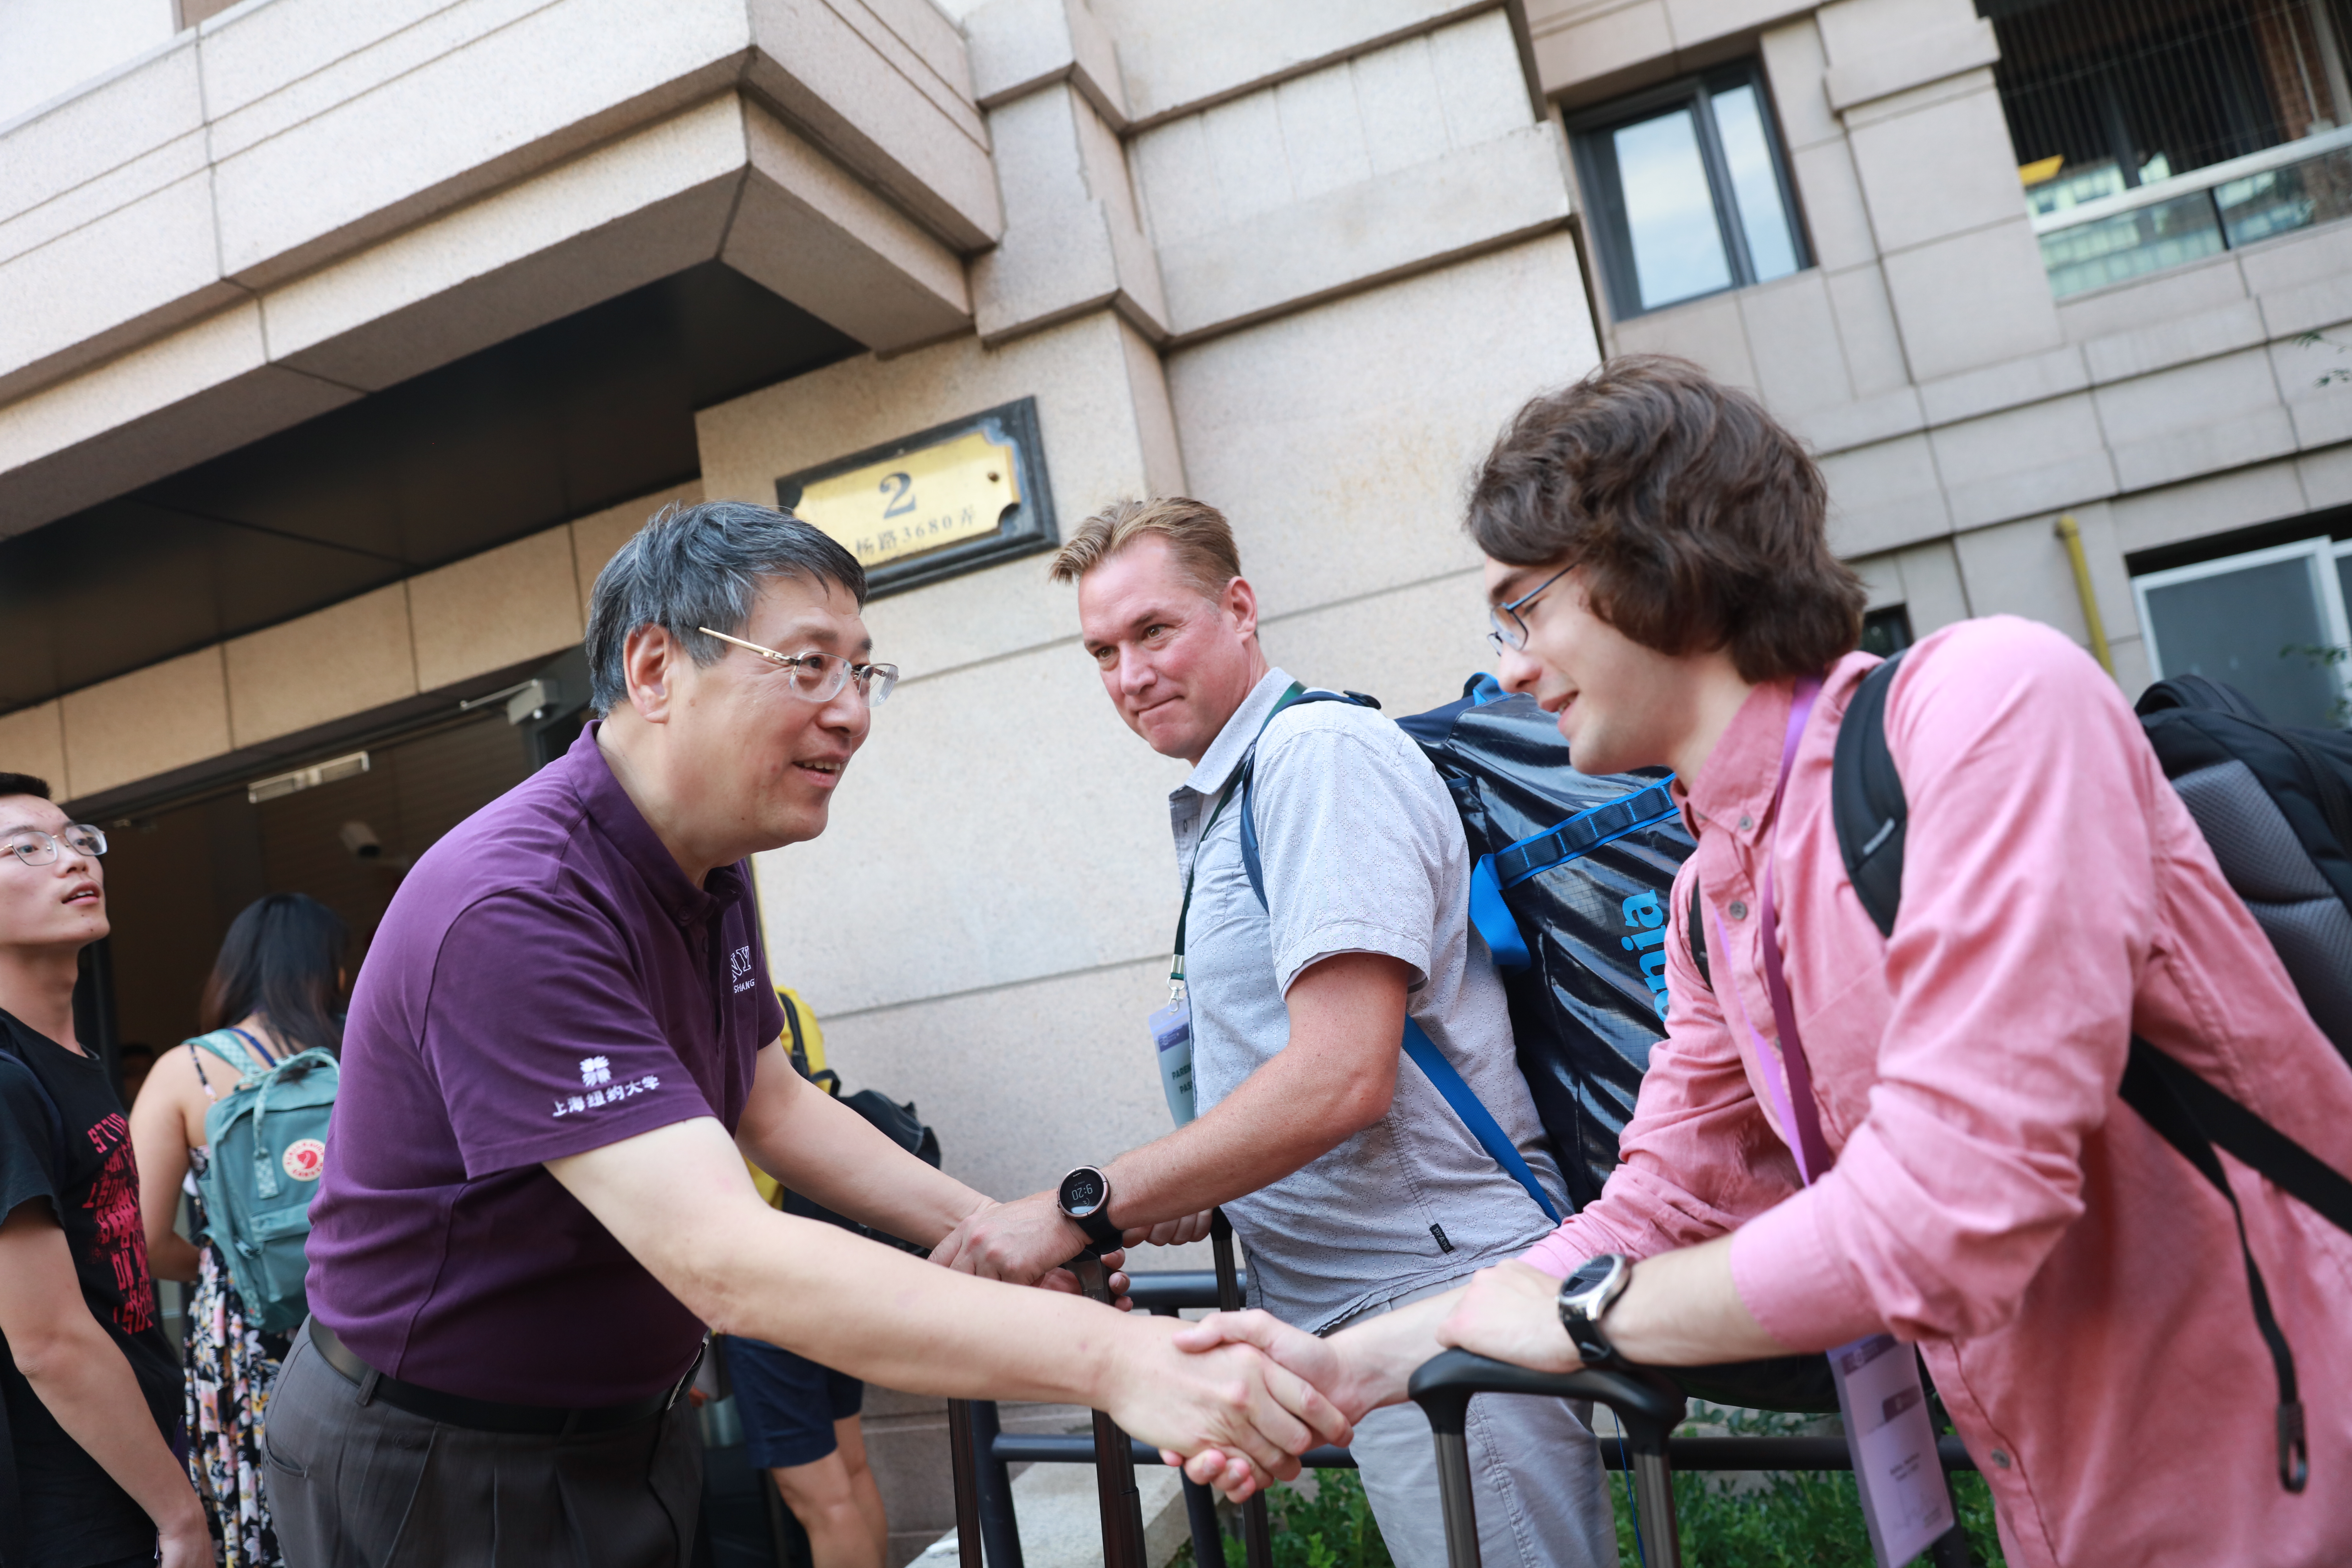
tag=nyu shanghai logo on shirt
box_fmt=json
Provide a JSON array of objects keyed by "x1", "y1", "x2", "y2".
[
  {"x1": 729, "y1": 945, "x2": 756, "y2": 993},
  {"x1": 552, "y1": 1054, "x2": 661, "y2": 1118}
]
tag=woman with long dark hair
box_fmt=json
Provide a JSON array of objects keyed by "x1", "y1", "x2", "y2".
[{"x1": 129, "y1": 893, "x2": 347, "y2": 1568}]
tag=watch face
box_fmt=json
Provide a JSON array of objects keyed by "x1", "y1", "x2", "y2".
[
  {"x1": 1060, "y1": 1167, "x2": 1107, "y2": 1217},
  {"x1": 1565, "y1": 1256, "x2": 1617, "y2": 1295}
]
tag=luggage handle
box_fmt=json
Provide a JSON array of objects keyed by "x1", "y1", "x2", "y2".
[{"x1": 1408, "y1": 1350, "x2": 1687, "y2": 1568}]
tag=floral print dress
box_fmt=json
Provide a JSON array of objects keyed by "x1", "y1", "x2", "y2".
[{"x1": 183, "y1": 1033, "x2": 294, "y2": 1568}]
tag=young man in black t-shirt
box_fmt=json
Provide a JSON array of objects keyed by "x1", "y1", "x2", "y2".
[{"x1": 0, "y1": 773, "x2": 205, "y2": 1568}]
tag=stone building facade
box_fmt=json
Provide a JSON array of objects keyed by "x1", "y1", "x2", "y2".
[{"x1": 4, "y1": 0, "x2": 2349, "y2": 1559}]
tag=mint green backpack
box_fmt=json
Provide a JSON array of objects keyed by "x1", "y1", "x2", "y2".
[{"x1": 188, "y1": 1028, "x2": 338, "y2": 1334}]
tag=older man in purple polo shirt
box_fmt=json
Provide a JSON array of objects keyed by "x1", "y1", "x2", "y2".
[{"x1": 266, "y1": 502, "x2": 1347, "y2": 1568}]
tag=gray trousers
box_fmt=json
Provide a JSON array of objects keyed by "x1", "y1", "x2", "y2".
[
  {"x1": 1334, "y1": 1280, "x2": 1616, "y2": 1568},
  {"x1": 262, "y1": 1328, "x2": 702, "y2": 1568}
]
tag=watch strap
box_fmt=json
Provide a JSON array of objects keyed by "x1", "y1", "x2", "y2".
[
  {"x1": 1071, "y1": 1204, "x2": 1122, "y2": 1250},
  {"x1": 1558, "y1": 1255, "x2": 1631, "y2": 1367}
]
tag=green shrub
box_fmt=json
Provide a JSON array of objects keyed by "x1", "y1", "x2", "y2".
[
  {"x1": 1608, "y1": 1465, "x2": 2005, "y2": 1566},
  {"x1": 1172, "y1": 1471, "x2": 1393, "y2": 1568},
  {"x1": 1172, "y1": 1418, "x2": 2007, "y2": 1568},
  {"x1": 1601, "y1": 1405, "x2": 2007, "y2": 1567}
]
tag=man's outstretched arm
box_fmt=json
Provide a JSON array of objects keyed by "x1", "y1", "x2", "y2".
[
  {"x1": 929, "y1": 951, "x2": 1410, "y2": 1282},
  {"x1": 547, "y1": 1114, "x2": 1352, "y2": 1496},
  {"x1": 1166, "y1": 1238, "x2": 1793, "y2": 1454},
  {"x1": 0, "y1": 1200, "x2": 210, "y2": 1567}
]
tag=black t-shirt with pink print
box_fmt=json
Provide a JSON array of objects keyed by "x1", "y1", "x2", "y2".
[{"x1": 0, "y1": 1006, "x2": 181, "y2": 1568}]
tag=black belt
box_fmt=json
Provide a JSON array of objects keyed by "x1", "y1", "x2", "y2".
[{"x1": 307, "y1": 1317, "x2": 700, "y2": 1437}]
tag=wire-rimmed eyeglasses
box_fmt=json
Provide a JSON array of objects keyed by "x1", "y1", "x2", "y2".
[
  {"x1": 698, "y1": 628, "x2": 900, "y2": 707},
  {"x1": 5, "y1": 824, "x2": 107, "y2": 868},
  {"x1": 1486, "y1": 565, "x2": 1574, "y2": 654}
]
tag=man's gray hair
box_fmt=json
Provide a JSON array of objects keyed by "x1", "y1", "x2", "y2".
[{"x1": 585, "y1": 501, "x2": 867, "y2": 715}]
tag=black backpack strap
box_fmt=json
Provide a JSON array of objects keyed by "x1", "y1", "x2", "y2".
[
  {"x1": 1827, "y1": 653, "x2": 2343, "y2": 1492},
  {"x1": 2117, "y1": 1035, "x2": 2352, "y2": 1491},
  {"x1": 1830, "y1": 652, "x2": 1910, "y2": 938},
  {"x1": 2122, "y1": 1039, "x2": 2352, "y2": 1234},
  {"x1": 778, "y1": 990, "x2": 813, "y2": 1080},
  {"x1": 1685, "y1": 878, "x2": 1710, "y2": 991},
  {"x1": 2135, "y1": 673, "x2": 2270, "y2": 723},
  {"x1": 1236, "y1": 691, "x2": 1381, "y2": 908}
]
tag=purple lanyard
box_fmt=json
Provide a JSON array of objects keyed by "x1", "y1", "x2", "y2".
[{"x1": 1707, "y1": 677, "x2": 1837, "y2": 1185}]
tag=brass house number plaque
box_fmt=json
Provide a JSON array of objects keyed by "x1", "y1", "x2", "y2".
[{"x1": 777, "y1": 398, "x2": 1057, "y2": 597}]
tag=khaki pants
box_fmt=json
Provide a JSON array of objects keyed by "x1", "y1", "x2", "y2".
[
  {"x1": 263, "y1": 1327, "x2": 702, "y2": 1568},
  {"x1": 1331, "y1": 1276, "x2": 1615, "y2": 1568}
]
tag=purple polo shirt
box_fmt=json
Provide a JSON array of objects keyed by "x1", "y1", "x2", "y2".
[{"x1": 306, "y1": 724, "x2": 784, "y2": 1405}]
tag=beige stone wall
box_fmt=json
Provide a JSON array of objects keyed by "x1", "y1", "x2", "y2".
[{"x1": 0, "y1": 0, "x2": 176, "y2": 128}]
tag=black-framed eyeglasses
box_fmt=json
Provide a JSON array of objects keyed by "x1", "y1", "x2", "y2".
[
  {"x1": 4, "y1": 824, "x2": 107, "y2": 868},
  {"x1": 698, "y1": 628, "x2": 900, "y2": 707},
  {"x1": 1487, "y1": 566, "x2": 1574, "y2": 654}
]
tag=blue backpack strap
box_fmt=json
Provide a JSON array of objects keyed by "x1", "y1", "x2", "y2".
[
  {"x1": 1231, "y1": 689, "x2": 1559, "y2": 1225},
  {"x1": 1468, "y1": 776, "x2": 1679, "y2": 973},
  {"x1": 1403, "y1": 1019, "x2": 1560, "y2": 1223},
  {"x1": 1491, "y1": 777, "x2": 1679, "y2": 887},
  {"x1": 1467, "y1": 857, "x2": 1530, "y2": 969},
  {"x1": 1234, "y1": 689, "x2": 1375, "y2": 906},
  {"x1": 191, "y1": 1027, "x2": 260, "y2": 1077}
]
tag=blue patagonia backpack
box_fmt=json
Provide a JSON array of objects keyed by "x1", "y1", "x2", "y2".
[{"x1": 188, "y1": 1029, "x2": 338, "y2": 1334}]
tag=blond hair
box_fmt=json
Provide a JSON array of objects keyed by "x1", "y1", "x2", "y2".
[{"x1": 1047, "y1": 497, "x2": 1242, "y2": 597}]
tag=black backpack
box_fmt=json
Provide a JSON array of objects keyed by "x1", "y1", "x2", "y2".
[
  {"x1": 1833, "y1": 655, "x2": 2352, "y2": 1491},
  {"x1": 775, "y1": 992, "x2": 942, "y2": 1255}
]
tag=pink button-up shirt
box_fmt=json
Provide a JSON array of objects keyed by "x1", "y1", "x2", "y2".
[{"x1": 1522, "y1": 616, "x2": 2352, "y2": 1567}]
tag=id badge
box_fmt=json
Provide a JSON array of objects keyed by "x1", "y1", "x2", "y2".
[
  {"x1": 1830, "y1": 1333, "x2": 1955, "y2": 1568},
  {"x1": 1148, "y1": 997, "x2": 1196, "y2": 1125}
]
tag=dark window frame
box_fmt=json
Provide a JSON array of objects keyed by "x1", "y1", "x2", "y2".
[{"x1": 1567, "y1": 61, "x2": 1812, "y2": 320}]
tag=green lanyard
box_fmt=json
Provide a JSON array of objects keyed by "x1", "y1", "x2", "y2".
[{"x1": 1170, "y1": 682, "x2": 1305, "y2": 999}]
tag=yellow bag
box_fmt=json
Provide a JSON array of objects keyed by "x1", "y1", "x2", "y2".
[{"x1": 746, "y1": 987, "x2": 828, "y2": 1209}]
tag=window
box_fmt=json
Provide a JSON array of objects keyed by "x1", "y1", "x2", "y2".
[
  {"x1": 1570, "y1": 64, "x2": 1809, "y2": 319},
  {"x1": 2133, "y1": 537, "x2": 2352, "y2": 727},
  {"x1": 1987, "y1": 0, "x2": 2352, "y2": 295},
  {"x1": 1860, "y1": 605, "x2": 1916, "y2": 658}
]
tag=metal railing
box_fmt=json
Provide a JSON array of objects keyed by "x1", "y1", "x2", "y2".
[{"x1": 943, "y1": 1270, "x2": 1978, "y2": 1568}]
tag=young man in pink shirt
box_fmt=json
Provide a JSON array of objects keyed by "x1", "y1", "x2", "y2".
[{"x1": 1176, "y1": 357, "x2": 2352, "y2": 1566}]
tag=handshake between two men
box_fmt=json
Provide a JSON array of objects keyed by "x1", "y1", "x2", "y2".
[{"x1": 927, "y1": 1182, "x2": 1617, "y2": 1502}]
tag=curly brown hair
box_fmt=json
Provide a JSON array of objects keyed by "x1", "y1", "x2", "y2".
[{"x1": 1467, "y1": 356, "x2": 1864, "y2": 682}]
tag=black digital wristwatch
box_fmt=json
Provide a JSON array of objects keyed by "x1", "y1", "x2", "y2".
[{"x1": 1056, "y1": 1165, "x2": 1122, "y2": 1250}]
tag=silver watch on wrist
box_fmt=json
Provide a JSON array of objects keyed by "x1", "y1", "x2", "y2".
[{"x1": 1556, "y1": 1253, "x2": 1633, "y2": 1367}]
